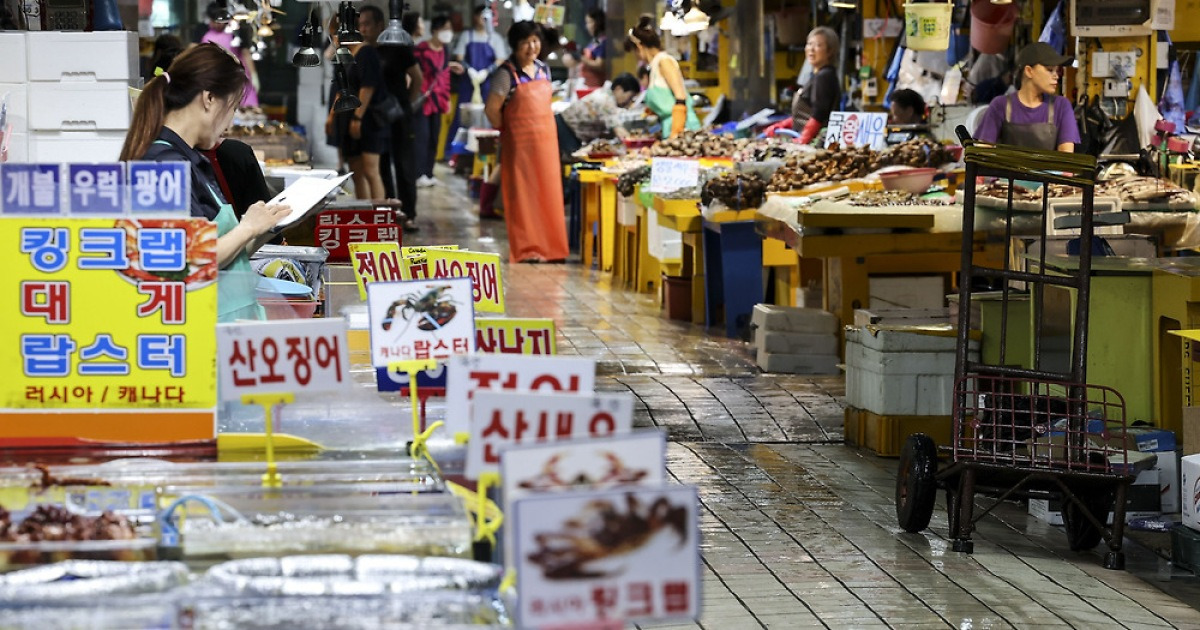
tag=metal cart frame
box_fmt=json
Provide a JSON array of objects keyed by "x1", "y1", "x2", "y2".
[{"x1": 894, "y1": 129, "x2": 1140, "y2": 570}]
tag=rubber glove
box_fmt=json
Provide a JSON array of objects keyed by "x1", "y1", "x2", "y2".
[
  {"x1": 763, "y1": 118, "x2": 794, "y2": 137},
  {"x1": 670, "y1": 104, "x2": 687, "y2": 138},
  {"x1": 797, "y1": 117, "x2": 823, "y2": 145}
]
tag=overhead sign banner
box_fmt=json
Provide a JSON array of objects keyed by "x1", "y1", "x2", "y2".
[
  {"x1": 349, "y1": 241, "x2": 403, "y2": 301},
  {"x1": 824, "y1": 111, "x2": 889, "y2": 150},
  {"x1": 513, "y1": 485, "x2": 701, "y2": 628},
  {"x1": 216, "y1": 319, "x2": 351, "y2": 402},
  {"x1": 426, "y1": 249, "x2": 505, "y2": 314},
  {"x1": 442, "y1": 354, "x2": 596, "y2": 437},
  {"x1": 1, "y1": 217, "x2": 218, "y2": 445},
  {"x1": 475, "y1": 318, "x2": 556, "y2": 354},
  {"x1": 466, "y1": 390, "x2": 634, "y2": 479},
  {"x1": 647, "y1": 158, "x2": 700, "y2": 194},
  {"x1": 366, "y1": 278, "x2": 476, "y2": 367}
]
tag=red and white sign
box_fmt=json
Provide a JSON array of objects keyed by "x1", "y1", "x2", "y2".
[
  {"x1": 367, "y1": 278, "x2": 476, "y2": 366},
  {"x1": 466, "y1": 390, "x2": 633, "y2": 479},
  {"x1": 216, "y1": 319, "x2": 351, "y2": 401},
  {"x1": 513, "y1": 485, "x2": 701, "y2": 628},
  {"x1": 443, "y1": 354, "x2": 596, "y2": 437},
  {"x1": 317, "y1": 208, "x2": 398, "y2": 226},
  {"x1": 315, "y1": 224, "x2": 402, "y2": 262}
]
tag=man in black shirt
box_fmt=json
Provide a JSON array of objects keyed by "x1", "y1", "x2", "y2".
[{"x1": 365, "y1": 5, "x2": 423, "y2": 232}]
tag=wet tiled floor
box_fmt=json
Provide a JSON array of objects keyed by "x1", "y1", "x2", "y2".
[{"x1": 413, "y1": 167, "x2": 1200, "y2": 629}]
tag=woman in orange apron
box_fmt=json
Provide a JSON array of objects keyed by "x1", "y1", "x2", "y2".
[{"x1": 484, "y1": 21, "x2": 569, "y2": 263}]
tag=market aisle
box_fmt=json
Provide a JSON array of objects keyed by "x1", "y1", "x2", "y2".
[{"x1": 415, "y1": 172, "x2": 1200, "y2": 629}]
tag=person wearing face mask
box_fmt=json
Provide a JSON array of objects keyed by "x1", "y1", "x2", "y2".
[
  {"x1": 484, "y1": 21, "x2": 568, "y2": 263},
  {"x1": 973, "y1": 42, "x2": 1079, "y2": 152},
  {"x1": 120, "y1": 44, "x2": 291, "y2": 322},
  {"x1": 414, "y1": 15, "x2": 463, "y2": 186},
  {"x1": 556, "y1": 72, "x2": 641, "y2": 159}
]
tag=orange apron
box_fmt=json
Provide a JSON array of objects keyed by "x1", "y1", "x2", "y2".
[{"x1": 500, "y1": 62, "x2": 569, "y2": 263}]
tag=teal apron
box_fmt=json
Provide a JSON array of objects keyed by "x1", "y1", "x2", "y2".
[
  {"x1": 151, "y1": 139, "x2": 264, "y2": 323},
  {"x1": 644, "y1": 86, "x2": 700, "y2": 139}
]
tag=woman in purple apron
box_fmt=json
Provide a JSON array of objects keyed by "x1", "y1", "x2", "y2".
[{"x1": 448, "y1": 5, "x2": 508, "y2": 147}]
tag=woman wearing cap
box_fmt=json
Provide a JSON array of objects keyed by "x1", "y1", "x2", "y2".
[{"x1": 973, "y1": 42, "x2": 1079, "y2": 152}]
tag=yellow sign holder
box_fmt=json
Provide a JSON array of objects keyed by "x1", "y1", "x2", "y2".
[{"x1": 239, "y1": 392, "x2": 295, "y2": 488}]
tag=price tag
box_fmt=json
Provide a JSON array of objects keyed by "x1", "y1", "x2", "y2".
[
  {"x1": 647, "y1": 158, "x2": 700, "y2": 194},
  {"x1": 513, "y1": 485, "x2": 701, "y2": 627},
  {"x1": 67, "y1": 164, "x2": 125, "y2": 215},
  {"x1": 426, "y1": 249, "x2": 505, "y2": 313},
  {"x1": 475, "y1": 317, "x2": 556, "y2": 354},
  {"x1": 349, "y1": 242, "x2": 403, "y2": 301},
  {"x1": 443, "y1": 354, "x2": 596, "y2": 438},
  {"x1": 1, "y1": 164, "x2": 62, "y2": 214},
  {"x1": 366, "y1": 277, "x2": 476, "y2": 368},
  {"x1": 216, "y1": 319, "x2": 352, "y2": 402},
  {"x1": 824, "y1": 111, "x2": 889, "y2": 150},
  {"x1": 401, "y1": 244, "x2": 459, "y2": 257},
  {"x1": 466, "y1": 390, "x2": 634, "y2": 479},
  {"x1": 127, "y1": 162, "x2": 190, "y2": 214}
]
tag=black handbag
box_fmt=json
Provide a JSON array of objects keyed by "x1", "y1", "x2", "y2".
[{"x1": 373, "y1": 92, "x2": 405, "y2": 125}]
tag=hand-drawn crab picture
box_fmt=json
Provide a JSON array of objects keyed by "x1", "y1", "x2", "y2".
[
  {"x1": 518, "y1": 451, "x2": 649, "y2": 492},
  {"x1": 526, "y1": 493, "x2": 689, "y2": 580},
  {"x1": 381, "y1": 284, "x2": 458, "y2": 336}
]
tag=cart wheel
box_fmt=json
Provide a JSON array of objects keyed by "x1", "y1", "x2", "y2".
[
  {"x1": 946, "y1": 485, "x2": 962, "y2": 539},
  {"x1": 1062, "y1": 491, "x2": 1111, "y2": 552},
  {"x1": 896, "y1": 434, "x2": 938, "y2": 533}
]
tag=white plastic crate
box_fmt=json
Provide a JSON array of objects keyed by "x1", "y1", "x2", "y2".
[
  {"x1": 28, "y1": 130, "x2": 127, "y2": 163},
  {"x1": 29, "y1": 82, "x2": 132, "y2": 131},
  {"x1": 646, "y1": 208, "x2": 682, "y2": 262},
  {"x1": 26, "y1": 31, "x2": 138, "y2": 83},
  {"x1": 0, "y1": 33, "x2": 27, "y2": 83}
]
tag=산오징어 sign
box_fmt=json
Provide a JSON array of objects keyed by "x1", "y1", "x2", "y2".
[
  {"x1": 426, "y1": 249, "x2": 505, "y2": 313},
  {"x1": 216, "y1": 319, "x2": 351, "y2": 401}
]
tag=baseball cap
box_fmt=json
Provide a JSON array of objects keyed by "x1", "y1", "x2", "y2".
[{"x1": 1015, "y1": 42, "x2": 1073, "y2": 71}]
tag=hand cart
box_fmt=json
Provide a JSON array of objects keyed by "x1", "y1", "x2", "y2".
[{"x1": 894, "y1": 127, "x2": 1150, "y2": 570}]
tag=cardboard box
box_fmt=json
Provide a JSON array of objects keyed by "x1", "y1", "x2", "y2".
[
  {"x1": 1185, "y1": 407, "x2": 1200, "y2": 456},
  {"x1": 1029, "y1": 467, "x2": 1162, "y2": 525},
  {"x1": 1183, "y1": 454, "x2": 1200, "y2": 532}
]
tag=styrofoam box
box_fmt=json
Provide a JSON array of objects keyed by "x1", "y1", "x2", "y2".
[
  {"x1": 28, "y1": 131, "x2": 127, "y2": 163},
  {"x1": 751, "y1": 304, "x2": 838, "y2": 335},
  {"x1": 756, "y1": 330, "x2": 839, "y2": 355},
  {"x1": 869, "y1": 275, "x2": 946, "y2": 310},
  {"x1": 26, "y1": 31, "x2": 138, "y2": 83},
  {"x1": 0, "y1": 83, "x2": 29, "y2": 134},
  {"x1": 1030, "y1": 467, "x2": 1162, "y2": 526},
  {"x1": 618, "y1": 195, "x2": 638, "y2": 226},
  {"x1": 1183, "y1": 454, "x2": 1200, "y2": 532},
  {"x1": 29, "y1": 83, "x2": 132, "y2": 132},
  {"x1": 844, "y1": 329, "x2": 980, "y2": 416},
  {"x1": 646, "y1": 208, "x2": 682, "y2": 262},
  {"x1": 755, "y1": 347, "x2": 839, "y2": 374},
  {"x1": 0, "y1": 33, "x2": 27, "y2": 83},
  {"x1": 845, "y1": 326, "x2": 979, "y2": 354}
]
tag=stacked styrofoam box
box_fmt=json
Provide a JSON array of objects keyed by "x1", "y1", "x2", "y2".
[
  {"x1": 618, "y1": 195, "x2": 638, "y2": 226},
  {"x1": 0, "y1": 32, "x2": 29, "y2": 161},
  {"x1": 25, "y1": 31, "x2": 137, "y2": 163},
  {"x1": 646, "y1": 208, "x2": 682, "y2": 262},
  {"x1": 845, "y1": 326, "x2": 979, "y2": 416},
  {"x1": 751, "y1": 304, "x2": 839, "y2": 374}
]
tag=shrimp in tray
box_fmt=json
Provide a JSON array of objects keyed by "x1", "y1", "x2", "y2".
[{"x1": 112, "y1": 218, "x2": 219, "y2": 290}]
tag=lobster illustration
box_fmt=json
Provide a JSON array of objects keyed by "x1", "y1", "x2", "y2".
[{"x1": 381, "y1": 285, "x2": 458, "y2": 337}]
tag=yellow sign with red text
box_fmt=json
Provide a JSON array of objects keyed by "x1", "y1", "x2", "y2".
[
  {"x1": 1, "y1": 218, "x2": 218, "y2": 446},
  {"x1": 426, "y1": 249, "x2": 505, "y2": 313},
  {"x1": 349, "y1": 242, "x2": 403, "y2": 300}
]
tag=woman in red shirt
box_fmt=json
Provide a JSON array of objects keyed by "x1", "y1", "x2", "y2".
[{"x1": 413, "y1": 15, "x2": 462, "y2": 186}]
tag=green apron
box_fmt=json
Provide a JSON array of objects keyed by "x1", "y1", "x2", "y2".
[
  {"x1": 150, "y1": 139, "x2": 264, "y2": 323},
  {"x1": 644, "y1": 86, "x2": 700, "y2": 138}
]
